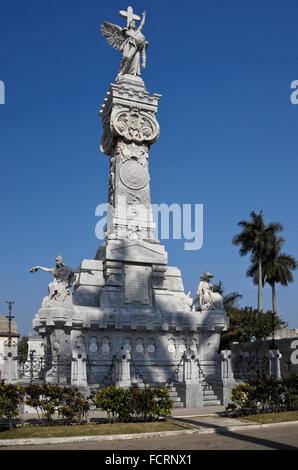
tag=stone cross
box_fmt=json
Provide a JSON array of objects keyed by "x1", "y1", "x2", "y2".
[{"x1": 119, "y1": 6, "x2": 140, "y2": 27}]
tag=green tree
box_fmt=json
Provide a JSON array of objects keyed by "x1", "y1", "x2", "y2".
[
  {"x1": 0, "y1": 381, "x2": 24, "y2": 430},
  {"x1": 232, "y1": 210, "x2": 283, "y2": 312},
  {"x1": 247, "y1": 236, "x2": 297, "y2": 315},
  {"x1": 220, "y1": 306, "x2": 287, "y2": 350},
  {"x1": 17, "y1": 336, "x2": 28, "y2": 362}
]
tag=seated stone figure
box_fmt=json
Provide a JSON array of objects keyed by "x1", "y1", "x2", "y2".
[
  {"x1": 196, "y1": 272, "x2": 224, "y2": 311},
  {"x1": 30, "y1": 255, "x2": 75, "y2": 306}
]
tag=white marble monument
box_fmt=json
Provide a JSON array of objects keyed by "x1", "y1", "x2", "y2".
[{"x1": 31, "y1": 7, "x2": 229, "y2": 406}]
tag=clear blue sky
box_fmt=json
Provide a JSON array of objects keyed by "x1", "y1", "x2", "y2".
[{"x1": 0, "y1": 0, "x2": 297, "y2": 336}]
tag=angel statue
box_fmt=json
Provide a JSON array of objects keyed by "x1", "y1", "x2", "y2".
[
  {"x1": 100, "y1": 7, "x2": 148, "y2": 77},
  {"x1": 196, "y1": 272, "x2": 225, "y2": 311}
]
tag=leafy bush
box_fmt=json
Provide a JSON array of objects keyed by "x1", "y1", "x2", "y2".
[
  {"x1": 24, "y1": 383, "x2": 64, "y2": 425},
  {"x1": 230, "y1": 383, "x2": 257, "y2": 411},
  {"x1": 92, "y1": 385, "x2": 173, "y2": 423},
  {"x1": 24, "y1": 384, "x2": 44, "y2": 422},
  {"x1": 0, "y1": 383, "x2": 174, "y2": 427},
  {"x1": 282, "y1": 375, "x2": 298, "y2": 410},
  {"x1": 57, "y1": 386, "x2": 90, "y2": 424},
  {"x1": 0, "y1": 380, "x2": 24, "y2": 429},
  {"x1": 151, "y1": 387, "x2": 173, "y2": 419},
  {"x1": 128, "y1": 387, "x2": 156, "y2": 421},
  {"x1": 91, "y1": 385, "x2": 130, "y2": 423},
  {"x1": 228, "y1": 375, "x2": 298, "y2": 415},
  {"x1": 247, "y1": 378, "x2": 286, "y2": 412}
]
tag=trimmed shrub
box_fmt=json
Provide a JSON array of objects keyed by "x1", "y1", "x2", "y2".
[
  {"x1": 0, "y1": 380, "x2": 24, "y2": 430},
  {"x1": 228, "y1": 375, "x2": 298, "y2": 415},
  {"x1": 24, "y1": 383, "x2": 64, "y2": 425},
  {"x1": 91, "y1": 385, "x2": 130, "y2": 423},
  {"x1": 92, "y1": 385, "x2": 173, "y2": 423},
  {"x1": 57, "y1": 386, "x2": 90, "y2": 424},
  {"x1": 230, "y1": 383, "x2": 257, "y2": 411}
]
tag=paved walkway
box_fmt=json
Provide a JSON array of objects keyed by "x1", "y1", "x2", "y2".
[
  {"x1": 171, "y1": 405, "x2": 225, "y2": 417},
  {"x1": 2, "y1": 405, "x2": 298, "y2": 448},
  {"x1": 170, "y1": 405, "x2": 260, "y2": 430}
]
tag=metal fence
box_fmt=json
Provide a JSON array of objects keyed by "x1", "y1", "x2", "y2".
[{"x1": 232, "y1": 355, "x2": 270, "y2": 381}]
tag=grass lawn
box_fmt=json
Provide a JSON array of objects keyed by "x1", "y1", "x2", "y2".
[
  {"x1": 0, "y1": 419, "x2": 194, "y2": 440},
  {"x1": 237, "y1": 410, "x2": 298, "y2": 424}
]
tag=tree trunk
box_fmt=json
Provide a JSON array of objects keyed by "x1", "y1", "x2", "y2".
[
  {"x1": 272, "y1": 282, "x2": 277, "y2": 314},
  {"x1": 258, "y1": 257, "x2": 263, "y2": 312}
]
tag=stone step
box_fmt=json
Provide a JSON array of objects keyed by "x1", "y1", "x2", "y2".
[
  {"x1": 204, "y1": 400, "x2": 221, "y2": 406},
  {"x1": 173, "y1": 401, "x2": 184, "y2": 408},
  {"x1": 170, "y1": 396, "x2": 182, "y2": 403},
  {"x1": 203, "y1": 394, "x2": 219, "y2": 401}
]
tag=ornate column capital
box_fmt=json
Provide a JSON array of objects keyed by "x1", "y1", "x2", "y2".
[{"x1": 99, "y1": 80, "x2": 161, "y2": 156}]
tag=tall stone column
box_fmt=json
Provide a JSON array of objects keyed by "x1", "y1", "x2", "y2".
[{"x1": 99, "y1": 75, "x2": 161, "y2": 242}]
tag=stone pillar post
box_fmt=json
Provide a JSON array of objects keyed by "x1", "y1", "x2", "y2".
[
  {"x1": 269, "y1": 349, "x2": 282, "y2": 380},
  {"x1": 115, "y1": 348, "x2": 131, "y2": 388},
  {"x1": 71, "y1": 350, "x2": 88, "y2": 388},
  {"x1": 218, "y1": 349, "x2": 236, "y2": 406},
  {"x1": 2, "y1": 345, "x2": 18, "y2": 383},
  {"x1": 70, "y1": 334, "x2": 89, "y2": 395},
  {"x1": 176, "y1": 349, "x2": 203, "y2": 408}
]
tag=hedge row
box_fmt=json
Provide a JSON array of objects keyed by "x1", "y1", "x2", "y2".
[
  {"x1": 227, "y1": 375, "x2": 298, "y2": 415},
  {"x1": 0, "y1": 381, "x2": 173, "y2": 429},
  {"x1": 91, "y1": 385, "x2": 173, "y2": 423}
]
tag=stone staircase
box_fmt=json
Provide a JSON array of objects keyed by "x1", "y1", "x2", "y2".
[
  {"x1": 202, "y1": 381, "x2": 221, "y2": 406},
  {"x1": 133, "y1": 381, "x2": 221, "y2": 408},
  {"x1": 167, "y1": 385, "x2": 184, "y2": 408},
  {"x1": 168, "y1": 382, "x2": 221, "y2": 408}
]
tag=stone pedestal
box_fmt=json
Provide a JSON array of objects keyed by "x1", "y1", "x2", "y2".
[
  {"x1": 115, "y1": 348, "x2": 131, "y2": 388},
  {"x1": 2, "y1": 345, "x2": 18, "y2": 383},
  {"x1": 176, "y1": 383, "x2": 204, "y2": 408},
  {"x1": 269, "y1": 349, "x2": 282, "y2": 380},
  {"x1": 217, "y1": 349, "x2": 236, "y2": 406},
  {"x1": 71, "y1": 334, "x2": 89, "y2": 394},
  {"x1": 177, "y1": 348, "x2": 203, "y2": 408}
]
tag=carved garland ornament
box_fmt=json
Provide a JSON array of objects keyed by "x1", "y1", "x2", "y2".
[{"x1": 111, "y1": 105, "x2": 159, "y2": 144}]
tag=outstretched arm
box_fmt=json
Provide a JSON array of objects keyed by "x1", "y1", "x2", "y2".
[
  {"x1": 138, "y1": 11, "x2": 146, "y2": 32},
  {"x1": 30, "y1": 266, "x2": 53, "y2": 273}
]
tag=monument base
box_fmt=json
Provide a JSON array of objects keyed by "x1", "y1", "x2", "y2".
[{"x1": 32, "y1": 252, "x2": 229, "y2": 407}]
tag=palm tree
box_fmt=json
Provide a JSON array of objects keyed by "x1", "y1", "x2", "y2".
[
  {"x1": 232, "y1": 210, "x2": 283, "y2": 312},
  {"x1": 212, "y1": 280, "x2": 242, "y2": 310},
  {"x1": 247, "y1": 236, "x2": 297, "y2": 315}
]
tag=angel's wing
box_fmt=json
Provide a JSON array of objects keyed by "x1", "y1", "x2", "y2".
[{"x1": 100, "y1": 21, "x2": 126, "y2": 52}]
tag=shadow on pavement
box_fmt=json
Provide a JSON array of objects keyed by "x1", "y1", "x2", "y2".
[{"x1": 171, "y1": 416, "x2": 298, "y2": 450}]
